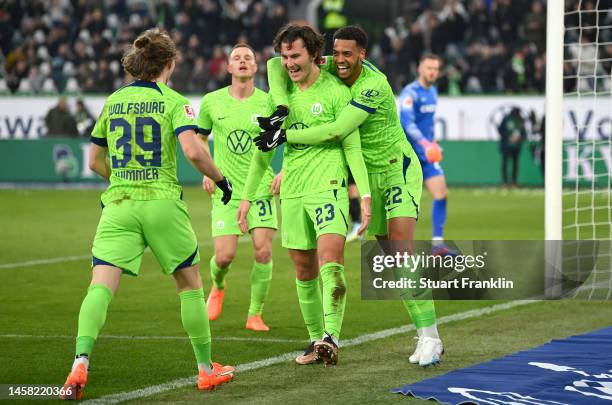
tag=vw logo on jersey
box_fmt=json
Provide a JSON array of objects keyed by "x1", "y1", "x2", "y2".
[
  {"x1": 227, "y1": 129, "x2": 252, "y2": 155},
  {"x1": 289, "y1": 122, "x2": 309, "y2": 150},
  {"x1": 311, "y1": 103, "x2": 323, "y2": 115},
  {"x1": 361, "y1": 89, "x2": 380, "y2": 98}
]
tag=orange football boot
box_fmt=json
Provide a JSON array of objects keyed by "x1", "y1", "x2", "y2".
[
  {"x1": 197, "y1": 362, "x2": 235, "y2": 390},
  {"x1": 59, "y1": 363, "x2": 87, "y2": 400},
  {"x1": 207, "y1": 286, "x2": 225, "y2": 321},
  {"x1": 245, "y1": 315, "x2": 270, "y2": 331}
]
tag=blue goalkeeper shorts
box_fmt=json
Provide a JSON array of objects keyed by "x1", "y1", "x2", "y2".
[{"x1": 420, "y1": 160, "x2": 444, "y2": 181}]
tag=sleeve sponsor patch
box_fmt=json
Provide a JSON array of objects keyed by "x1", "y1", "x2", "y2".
[
  {"x1": 184, "y1": 105, "x2": 195, "y2": 119},
  {"x1": 402, "y1": 96, "x2": 413, "y2": 108}
]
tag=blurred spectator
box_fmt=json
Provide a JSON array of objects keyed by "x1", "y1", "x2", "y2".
[
  {"x1": 1, "y1": 0, "x2": 609, "y2": 96},
  {"x1": 188, "y1": 56, "x2": 211, "y2": 94},
  {"x1": 498, "y1": 107, "x2": 527, "y2": 187},
  {"x1": 521, "y1": 1, "x2": 546, "y2": 52},
  {"x1": 45, "y1": 97, "x2": 79, "y2": 137},
  {"x1": 75, "y1": 99, "x2": 95, "y2": 137}
]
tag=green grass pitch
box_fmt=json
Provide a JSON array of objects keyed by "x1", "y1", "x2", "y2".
[{"x1": 0, "y1": 186, "x2": 610, "y2": 404}]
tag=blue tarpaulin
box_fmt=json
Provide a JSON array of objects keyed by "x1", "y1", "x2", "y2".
[{"x1": 393, "y1": 327, "x2": 612, "y2": 404}]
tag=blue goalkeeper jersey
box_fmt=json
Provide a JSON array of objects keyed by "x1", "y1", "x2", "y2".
[{"x1": 399, "y1": 80, "x2": 438, "y2": 162}]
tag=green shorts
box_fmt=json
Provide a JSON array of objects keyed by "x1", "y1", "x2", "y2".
[
  {"x1": 92, "y1": 199, "x2": 200, "y2": 276},
  {"x1": 212, "y1": 197, "x2": 278, "y2": 237},
  {"x1": 368, "y1": 145, "x2": 423, "y2": 237},
  {"x1": 281, "y1": 189, "x2": 349, "y2": 250}
]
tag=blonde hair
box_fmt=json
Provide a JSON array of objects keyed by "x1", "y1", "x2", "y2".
[{"x1": 122, "y1": 28, "x2": 176, "y2": 81}]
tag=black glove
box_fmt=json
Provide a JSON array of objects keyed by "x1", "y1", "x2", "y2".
[
  {"x1": 254, "y1": 128, "x2": 287, "y2": 152},
  {"x1": 215, "y1": 177, "x2": 233, "y2": 205},
  {"x1": 257, "y1": 105, "x2": 289, "y2": 130}
]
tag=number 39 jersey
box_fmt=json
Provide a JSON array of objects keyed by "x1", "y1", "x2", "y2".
[{"x1": 91, "y1": 80, "x2": 198, "y2": 205}]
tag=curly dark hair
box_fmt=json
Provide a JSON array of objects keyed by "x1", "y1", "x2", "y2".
[{"x1": 273, "y1": 23, "x2": 324, "y2": 60}]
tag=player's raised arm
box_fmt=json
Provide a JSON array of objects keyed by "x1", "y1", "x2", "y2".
[
  {"x1": 254, "y1": 103, "x2": 368, "y2": 151},
  {"x1": 178, "y1": 129, "x2": 233, "y2": 204},
  {"x1": 266, "y1": 57, "x2": 290, "y2": 110}
]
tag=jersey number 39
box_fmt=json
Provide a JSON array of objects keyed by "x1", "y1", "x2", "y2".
[{"x1": 110, "y1": 117, "x2": 161, "y2": 168}]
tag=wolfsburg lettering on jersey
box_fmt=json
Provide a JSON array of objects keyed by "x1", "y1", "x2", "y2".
[
  {"x1": 108, "y1": 101, "x2": 165, "y2": 115},
  {"x1": 114, "y1": 168, "x2": 159, "y2": 181}
]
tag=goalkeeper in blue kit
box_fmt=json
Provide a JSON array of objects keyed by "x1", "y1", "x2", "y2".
[{"x1": 399, "y1": 54, "x2": 457, "y2": 256}]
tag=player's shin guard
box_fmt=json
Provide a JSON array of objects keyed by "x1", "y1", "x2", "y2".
[
  {"x1": 210, "y1": 256, "x2": 230, "y2": 290},
  {"x1": 75, "y1": 284, "x2": 113, "y2": 356},
  {"x1": 320, "y1": 262, "x2": 347, "y2": 339},
  {"x1": 248, "y1": 260, "x2": 273, "y2": 316},
  {"x1": 179, "y1": 288, "x2": 212, "y2": 368},
  {"x1": 296, "y1": 277, "x2": 324, "y2": 342},
  {"x1": 432, "y1": 198, "x2": 447, "y2": 239}
]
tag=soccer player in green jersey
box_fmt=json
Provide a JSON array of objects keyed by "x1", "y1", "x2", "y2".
[
  {"x1": 237, "y1": 24, "x2": 371, "y2": 366},
  {"x1": 60, "y1": 29, "x2": 234, "y2": 399},
  {"x1": 197, "y1": 43, "x2": 276, "y2": 332},
  {"x1": 256, "y1": 26, "x2": 444, "y2": 367}
]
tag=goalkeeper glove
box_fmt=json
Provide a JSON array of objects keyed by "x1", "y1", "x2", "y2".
[
  {"x1": 257, "y1": 105, "x2": 289, "y2": 130},
  {"x1": 254, "y1": 128, "x2": 286, "y2": 152},
  {"x1": 419, "y1": 139, "x2": 442, "y2": 163},
  {"x1": 215, "y1": 177, "x2": 233, "y2": 205}
]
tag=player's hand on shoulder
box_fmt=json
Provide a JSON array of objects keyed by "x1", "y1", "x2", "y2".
[
  {"x1": 215, "y1": 176, "x2": 233, "y2": 204},
  {"x1": 254, "y1": 128, "x2": 286, "y2": 152},
  {"x1": 257, "y1": 105, "x2": 289, "y2": 131},
  {"x1": 202, "y1": 176, "x2": 216, "y2": 194}
]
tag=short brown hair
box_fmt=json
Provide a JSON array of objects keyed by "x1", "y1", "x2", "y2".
[
  {"x1": 122, "y1": 28, "x2": 176, "y2": 81},
  {"x1": 229, "y1": 43, "x2": 256, "y2": 60},
  {"x1": 420, "y1": 53, "x2": 442, "y2": 63},
  {"x1": 273, "y1": 23, "x2": 324, "y2": 60}
]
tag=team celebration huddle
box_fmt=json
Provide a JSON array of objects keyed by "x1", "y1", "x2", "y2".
[{"x1": 61, "y1": 22, "x2": 450, "y2": 399}]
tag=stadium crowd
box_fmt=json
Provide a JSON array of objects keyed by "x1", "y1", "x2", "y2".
[{"x1": 0, "y1": 0, "x2": 610, "y2": 95}]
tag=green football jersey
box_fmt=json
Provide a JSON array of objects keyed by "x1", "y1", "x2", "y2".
[
  {"x1": 323, "y1": 58, "x2": 408, "y2": 173},
  {"x1": 282, "y1": 70, "x2": 352, "y2": 198},
  {"x1": 198, "y1": 87, "x2": 275, "y2": 200},
  {"x1": 91, "y1": 80, "x2": 198, "y2": 205}
]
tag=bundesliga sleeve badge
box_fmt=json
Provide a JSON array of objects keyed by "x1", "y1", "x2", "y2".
[{"x1": 184, "y1": 105, "x2": 196, "y2": 119}]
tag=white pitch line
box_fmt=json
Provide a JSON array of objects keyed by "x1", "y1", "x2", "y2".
[
  {"x1": 83, "y1": 300, "x2": 538, "y2": 405},
  {"x1": 0, "y1": 334, "x2": 304, "y2": 344},
  {"x1": 0, "y1": 237, "x2": 256, "y2": 270}
]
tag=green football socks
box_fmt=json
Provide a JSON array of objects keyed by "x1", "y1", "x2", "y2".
[
  {"x1": 210, "y1": 256, "x2": 230, "y2": 290},
  {"x1": 248, "y1": 261, "x2": 273, "y2": 316},
  {"x1": 401, "y1": 298, "x2": 437, "y2": 329},
  {"x1": 320, "y1": 262, "x2": 347, "y2": 339},
  {"x1": 296, "y1": 276, "x2": 324, "y2": 342},
  {"x1": 75, "y1": 284, "x2": 113, "y2": 357},
  {"x1": 179, "y1": 288, "x2": 212, "y2": 369}
]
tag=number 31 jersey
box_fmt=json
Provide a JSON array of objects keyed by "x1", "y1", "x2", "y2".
[
  {"x1": 198, "y1": 87, "x2": 275, "y2": 201},
  {"x1": 91, "y1": 80, "x2": 198, "y2": 205}
]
